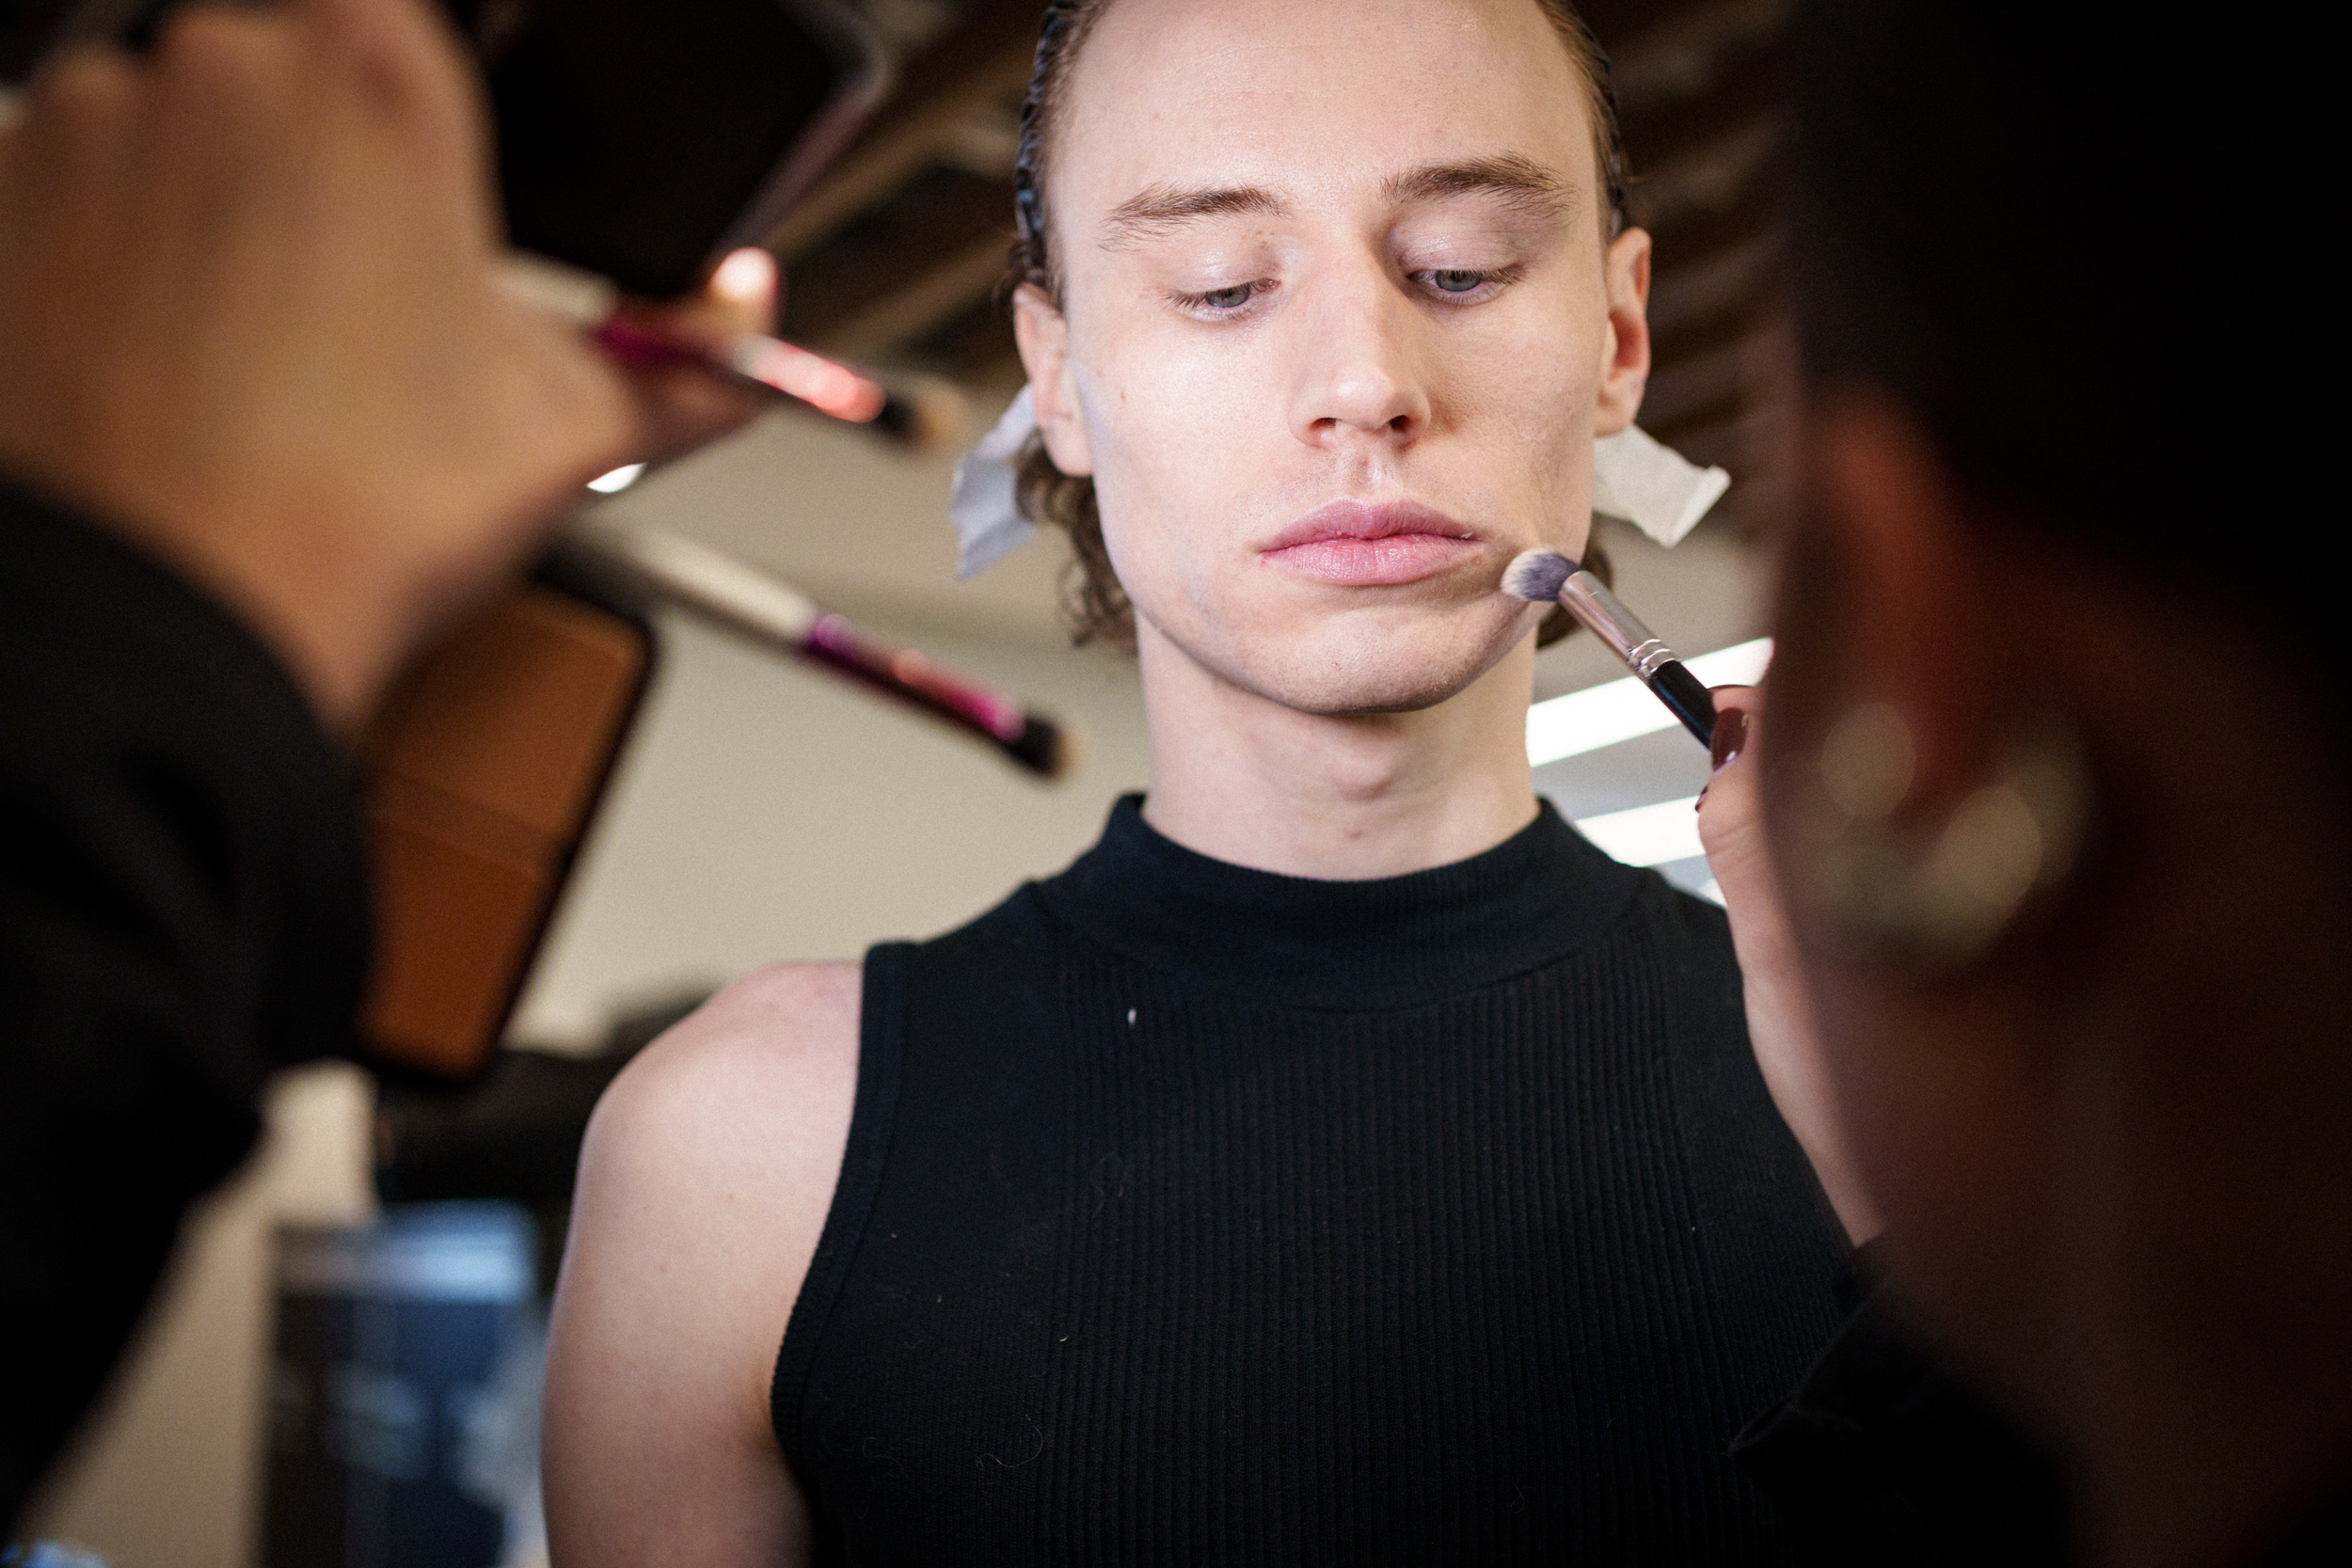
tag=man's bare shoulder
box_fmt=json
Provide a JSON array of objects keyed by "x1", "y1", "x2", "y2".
[
  {"x1": 545, "y1": 962, "x2": 861, "y2": 1564},
  {"x1": 565, "y1": 957, "x2": 862, "y2": 1323},
  {"x1": 588, "y1": 958, "x2": 862, "y2": 1180}
]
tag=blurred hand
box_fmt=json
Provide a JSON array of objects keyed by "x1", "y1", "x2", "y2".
[
  {"x1": 609, "y1": 245, "x2": 782, "y2": 466},
  {"x1": 1696, "y1": 686, "x2": 1883, "y2": 1245},
  {"x1": 0, "y1": 0, "x2": 771, "y2": 732}
]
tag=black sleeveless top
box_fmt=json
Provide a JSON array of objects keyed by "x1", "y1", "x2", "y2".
[{"x1": 773, "y1": 798, "x2": 1845, "y2": 1564}]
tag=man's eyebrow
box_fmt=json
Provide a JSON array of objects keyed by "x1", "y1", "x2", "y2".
[
  {"x1": 1099, "y1": 185, "x2": 1289, "y2": 249},
  {"x1": 1382, "y1": 155, "x2": 1575, "y2": 221}
]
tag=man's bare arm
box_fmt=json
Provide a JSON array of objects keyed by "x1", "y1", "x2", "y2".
[{"x1": 543, "y1": 961, "x2": 861, "y2": 1566}]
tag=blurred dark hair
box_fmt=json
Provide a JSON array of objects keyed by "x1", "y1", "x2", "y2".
[
  {"x1": 1789, "y1": 2, "x2": 2317, "y2": 662},
  {"x1": 1001, "y1": 0, "x2": 1626, "y2": 650}
]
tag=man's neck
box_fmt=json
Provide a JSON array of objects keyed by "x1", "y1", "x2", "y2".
[{"x1": 1136, "y1": 624, "x2": 1540, "y2": 880}]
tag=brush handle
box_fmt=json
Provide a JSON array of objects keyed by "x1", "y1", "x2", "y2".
[
  {"x1": 1556, "y1": 568, "x2": 1657, "y2": 669},
  {"x1": 1645, "y1": 659, "x2": 1716, "y2": 747},
  {"x1": 1555, "y1": 568, "x2": 1716, "y2": 747},
  {"x1": 565, "y1": 514, "x2": 821, "y2": 643},
  {"x1": 556, "y1": 515, "x2": 1065, "y2": 776},
  {"x1": 801, "y1": 614, "x2": 1025, "y2": 744},
  {"x1": 501, "y1": 253, "x2": 964, "y2": 450},
  {"x1": 792, "y1": 616, "x2": 1067, "y2": 778},
  {"x1": 598, "y1": 317, "x2": 885, "y2": 424}
]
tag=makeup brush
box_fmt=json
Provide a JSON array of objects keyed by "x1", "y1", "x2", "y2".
[
  {"x1": 1502, "y1": 549, "x2": 1716, "y2": 746},
  {"x1": 499, "y1": 252, "x2": 968, "y2": 455},
  {"x1": 593, "y1": 316, "x2": 967, "y2": 454},
  {"x1": 556, "y1": 515, "x2": 1078, "y2": 780}
]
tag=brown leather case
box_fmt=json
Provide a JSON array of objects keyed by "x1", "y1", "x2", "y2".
[{"x1": 356, "y1": 579, "x2": 654, "y2": 1079}]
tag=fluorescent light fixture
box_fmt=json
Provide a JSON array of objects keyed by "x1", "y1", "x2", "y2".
[
  {"x1": 1571, "y1": 796, "x2": 1704, "y2": 867},
  {"x1": 587, "y1": 463, "x2": 646, "y2": 495},
  {"x1": 1527, "y1": 636, "x2": 1773, "y2": 767}
]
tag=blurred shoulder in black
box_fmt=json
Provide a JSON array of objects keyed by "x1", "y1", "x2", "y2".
[
  {"x1": 0, "y1": 481, "x2": 369, "y2": 1525},
  {"x1": 1740, "y1": 0, "x2": 2349, "y2": 1560}
]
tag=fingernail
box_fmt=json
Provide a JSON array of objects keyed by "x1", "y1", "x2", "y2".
[{"x1": 1710, "y1": 707, "x2": 1748, "y2": 773}]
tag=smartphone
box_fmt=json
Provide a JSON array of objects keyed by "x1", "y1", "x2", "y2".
[{"x1": 1, "y1": 0, "x2": 888, "y2": 300}]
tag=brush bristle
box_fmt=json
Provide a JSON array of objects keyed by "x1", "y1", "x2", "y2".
[
  {"x1": 869, "y1": 375, "x2": 971, "y2": 455},
  {"x1": 1501, "y1": 549, "x2": 1578, "y2": 603},
  {"x1": 1007, "y1": 713, "x2": 1083, "y2": 780}
]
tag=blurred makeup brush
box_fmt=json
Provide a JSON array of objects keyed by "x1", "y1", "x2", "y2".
[
  {"x1": 556, "y1": 514, "x2": 1077, "y2": 780},
  {"x1": 499, "y1": 251, "x2": 967, "y2": 454},
  {"x1": 1502, "y1": 549, "x2": 1716, "y2": 746}
]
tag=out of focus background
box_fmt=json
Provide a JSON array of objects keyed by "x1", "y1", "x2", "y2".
[{"x1": 17, "y1": 1, "x2": 1792, "y2": 1561}]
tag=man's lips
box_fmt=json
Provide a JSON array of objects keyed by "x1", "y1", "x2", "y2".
[{"x1": 1260, "y1": 499, "x2": 1486, "y2": 587}]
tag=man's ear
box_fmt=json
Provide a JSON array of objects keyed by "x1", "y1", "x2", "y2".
[
  {"x1": 1011, "y1": 283, "x2": 1093, "y2": 477},
  {"x1": 1806, "y1": 395, "x2": 1999, "y2": 813},
  {"x1": 1593, "y1": 228, "x2": 1653, "y2": 437}
]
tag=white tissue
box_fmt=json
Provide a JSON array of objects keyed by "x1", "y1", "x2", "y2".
[
  {"x1": 1590, "y1": 424, "x2": 1730, "y2": 548},
  {"x1": 948, "y1": 387, "x2": 1729, "y2": 576},
  {"x1": 951, "y1": 387, "x2": 1041, "y2": 578}
]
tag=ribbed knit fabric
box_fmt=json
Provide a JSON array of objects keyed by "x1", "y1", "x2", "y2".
[{"x1": 773, "y1": 796, "x2": 1846, "y2": 1564}]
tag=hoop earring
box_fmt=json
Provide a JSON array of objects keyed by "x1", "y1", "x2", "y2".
[{"x1": 1794, "y1": 701, "x2": 2090, "y2": 972}]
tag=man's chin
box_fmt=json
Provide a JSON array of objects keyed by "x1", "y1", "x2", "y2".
[
  {"x1": 1184, "y1": 621, "x2": 1526, "y2": 719},
  {"x1": 1279, "y1": 667, "x2": 1486, "y2": 718}
]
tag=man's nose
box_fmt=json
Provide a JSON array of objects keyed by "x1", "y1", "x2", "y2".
[{"x1": 1285, "y1": 261, "x2": 1433, "y2": 451}]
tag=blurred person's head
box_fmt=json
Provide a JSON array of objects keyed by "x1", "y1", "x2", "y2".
[
  {"x1": 1767, "y1": 2, "x2": 2344, "y2": 1558},
  {"x1": 1003, "y1": 0, "x2": 1651, "y2": 717}
]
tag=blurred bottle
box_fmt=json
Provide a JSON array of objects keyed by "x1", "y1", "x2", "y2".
[
  {"x1": 264, "y1": 1203, "x2": 539, "y2": 1568},
  {"x1": 0, "y1": 1543, "x2": 113, "y2": 1568}
]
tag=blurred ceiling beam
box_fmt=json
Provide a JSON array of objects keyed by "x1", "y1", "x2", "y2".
[
  {"x1": 765, "y1": 0, "x2": 1042, "y2": 262},
  {"x1": 814, "y1": 231, "x2": 1016, "y2": 360},
  {"x1": 1595, "y1": 0, "x2": 1788, "y2": 501},
  {"x1": 1629, "y1": 117, "x2": 1779, "y2": 239},
  {"x1": 1609, "y1": 0, "x2": 1788, "y2": 118},
  {"x1": 1646, "y1": 231, "x2": 1777, "y2": 339},
  {"x1": 1641, "y1": 333, "x2": 1756, "y2": 436},
  {"x1": 782, "y1": 166, "x2": 1012, "y2": 333}
]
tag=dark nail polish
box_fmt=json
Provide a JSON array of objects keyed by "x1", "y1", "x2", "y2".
[{"x1": 1710, "y1": 706, "x2": 1748, "y2": 773}]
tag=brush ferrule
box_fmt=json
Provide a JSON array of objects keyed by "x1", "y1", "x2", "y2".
[
  {"x1": 1557, "y1": 570, "x2": 1661, "y2": 669},
  {"x1": 1627, "y1": 640, "x2": 1676, "y2": 680}
]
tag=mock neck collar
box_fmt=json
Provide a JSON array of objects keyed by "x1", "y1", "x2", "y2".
[{"x1": 1032, "y1": 795, "x2": 1645, "y2": 1011}]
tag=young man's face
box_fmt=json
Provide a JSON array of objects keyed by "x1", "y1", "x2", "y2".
[{"x1": 1018, "y1": 0, "x2": 1650, "y2": 717}]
